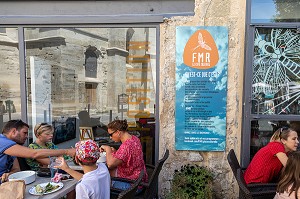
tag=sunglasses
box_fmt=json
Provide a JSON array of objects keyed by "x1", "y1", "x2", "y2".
[
  {"x1": 279, "y1": 126, "x2": 289, "y2": 137},
  {"x1": 36, "y1": 123, "x2": 48, "y2": 131},
  {"x1": 108, "y1": 130, "x2": 118, "y2": 137}
]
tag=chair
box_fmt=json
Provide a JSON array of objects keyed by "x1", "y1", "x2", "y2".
[
  {"x1": 227, "y1": 149, "x2": 247, "y2": 178},
  {"x1": 237, "y1": 168, "x2": 276, "y2": 199},
  {"x1": 117, "y1": 170, "x2": 145, "y2": 199},
  {"x1": 137, "y1": 149, "x2": 169, "y2": 199},
  {"x1": 17, "y1": 157, "x2": 31, "y2": 171},
  {"x1": 111, "y1": 149, "x2": 170, "y2": 199},
  {"x1": 227, "y1": 149, "x2": 276, "y2": 199}
]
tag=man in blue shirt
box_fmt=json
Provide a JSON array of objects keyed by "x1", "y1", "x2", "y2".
[{"x1": 0, "y1": 120, "x2": 75, "y2": 183}]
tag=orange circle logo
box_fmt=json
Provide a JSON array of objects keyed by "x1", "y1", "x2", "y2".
[{"x1": 183, "y1": 30, "x2": 219, "y2": 69}]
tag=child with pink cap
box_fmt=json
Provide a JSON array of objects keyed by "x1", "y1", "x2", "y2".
[{"x1": 56, "y1": 140, "x2": 110, "y2": 199}]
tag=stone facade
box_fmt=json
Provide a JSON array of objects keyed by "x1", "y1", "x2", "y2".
[
  {"x1": 0, "y1": 0, "x2": 247, "y2": 198},
  {"x1": 158, "y1": 0, "x2": 246, "y2": 198}
]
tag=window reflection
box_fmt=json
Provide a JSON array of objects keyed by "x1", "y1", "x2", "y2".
[
  {"x1": 24, "y1": 27, "x2": 156, "y2": 147},
  {"x1": 251, "y1": 0, "x2": 300, "y2": 23},
  {"x1": 0, "y1": 28, "x2": 21, "y2": 131}
]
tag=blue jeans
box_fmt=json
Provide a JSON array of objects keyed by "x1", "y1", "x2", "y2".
[
  {"x1": 111, "y1": 180, "x2": 131, "y2": 190},
  {"x1": 111, "y1": 180, "x2": 144, "y2": 194}
]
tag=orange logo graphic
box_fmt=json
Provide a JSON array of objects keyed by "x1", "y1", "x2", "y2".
[{"x1": 183, "y1": 30, "x2": 219, "y2": 69}]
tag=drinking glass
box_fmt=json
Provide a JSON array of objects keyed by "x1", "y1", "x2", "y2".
[{"x1": 49, "y1": 157, "x2": 62, "y2": 178}]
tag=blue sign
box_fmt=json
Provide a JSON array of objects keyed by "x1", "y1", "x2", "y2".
[{"x1": 175, "y1": 26, "x2": 228, "y2": 151}]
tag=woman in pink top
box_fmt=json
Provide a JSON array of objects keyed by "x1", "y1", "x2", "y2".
[
  {"x1": 100, "y1": 119, "x2": 148, "y2": 191},
  {"x1": 274, "y1": 151, "x2": 300, "y2": 199}
]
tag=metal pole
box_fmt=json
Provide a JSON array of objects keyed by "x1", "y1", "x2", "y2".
[
  {"x1": 44, "y1": 110, "x2": 47, "y2": 122},
  {"x1": 109, "y1": 110, "x2": 112, "y2": 122}
]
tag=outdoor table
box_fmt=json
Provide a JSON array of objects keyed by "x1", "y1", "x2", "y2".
[
  {"x1": 25, "y1": 176, "x2": 78, "y2": 199},
  {"x1": 68, "y1": 155, "x2": 106, "y2": 171},
  {"x1": 68, "y1": 161, "x2": 83, "y2": 171},
  {"x1": 97, "y1": 141, "x2": 121, "y2": 150}
]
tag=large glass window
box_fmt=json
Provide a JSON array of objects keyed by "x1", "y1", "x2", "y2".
[
  {"x1": 251, "y1": 0, "x2": 300, "y2": 23},
  {"x1": 250, "y1": 120, "x2": 300, "y2": 159},
  {"x1": 0, "y1": 28, "x2": 21, "y2": 131},
  {"x1": 243, "y1": 26, "x2": 300, "y2": 165},
  {"x1": 243, "y1": 0, "x2": 300, "y2": 166},
  {"x1": 251, "y1": 28, "x2": 300, "y2": 115},
  {"x1": 24, "y1": 27, "x2": 157, "y2": 164}
]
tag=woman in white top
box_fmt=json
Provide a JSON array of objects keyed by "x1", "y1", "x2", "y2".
[{"x1": 274, "y1": 151, "x2": 300, "y2": 199}]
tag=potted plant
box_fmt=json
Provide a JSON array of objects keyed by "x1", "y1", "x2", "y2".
[{"x1": 166, "y1": 164, "x2": 213, "y2": 199}]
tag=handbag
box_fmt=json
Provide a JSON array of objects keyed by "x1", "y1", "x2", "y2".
[{"x1": 0, "y1": 180, "x2": 25, "y2": 199}]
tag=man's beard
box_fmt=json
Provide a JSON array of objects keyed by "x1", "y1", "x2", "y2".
[{"x1": 15, "y1": 135, "x2": 26, "y2": 145}]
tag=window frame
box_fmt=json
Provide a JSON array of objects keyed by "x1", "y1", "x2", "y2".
[
  {"x1": 242, "y1": 0, "x2": 300, "y2": 167},
  {"x1": 242, "y1": 23, "x2": 300, "y2": 167}
]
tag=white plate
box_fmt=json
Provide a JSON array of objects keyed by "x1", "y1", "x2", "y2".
[
  {"x1": 29, "y1": 182, "x2": 64, "y2": 195},
  {"x1": 8, "y1": 170, "x2": 36, "y2": 185}
]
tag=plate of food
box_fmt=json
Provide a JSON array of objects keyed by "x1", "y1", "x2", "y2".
[{"x1": 29, "y1": 182, "x2": 63, "y2": 195}]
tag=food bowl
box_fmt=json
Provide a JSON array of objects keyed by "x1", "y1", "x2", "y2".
[{"x1": 8, "y1": 170, "x2": 36, "y2": 184}]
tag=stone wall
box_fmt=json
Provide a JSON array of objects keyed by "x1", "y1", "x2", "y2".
[
  {"x1": 0, "y1": 28, "x2": 21, "y2": 113},
  {"x1": 158, "y1": 0, "x2": 246, "y2": 198}
]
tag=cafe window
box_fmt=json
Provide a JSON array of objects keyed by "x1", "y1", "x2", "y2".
[
  {"x1": 0, "y1": 28, "x2": 21, "y2": 132},
  {"x1": 248, "y1": 27, "x2": 300, "y2": 160},
  {"x1": 242, "y1": 0, "x2": 300, "y2": 167},
  {"x1": 251, "y1": 28, "x2": 300, "y2": 115},
  {"x1": 251, "y1": 0, "x2": 300, "y2": 23},
  {"x1": 24, "y1": 27, "x2": 157, "y2": 164},
  {"x1": 0, "y1": 0, "x2": 194, "y2": 166}
]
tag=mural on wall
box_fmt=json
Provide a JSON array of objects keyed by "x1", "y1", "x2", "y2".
[
  {"x1": 252, "y1": 28, "x2": 300, "y2": 115},
  {"x1": 175, "y1": 26, "x2": 228, "y2": 151}
]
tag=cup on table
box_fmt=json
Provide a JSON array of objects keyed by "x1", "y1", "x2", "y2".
[
  {"x1": 97, "y1": 152, "x2": 107, "y2": 163},
  {"x1": 49, "y1": 157, "x2": 62, "y2": 177}
]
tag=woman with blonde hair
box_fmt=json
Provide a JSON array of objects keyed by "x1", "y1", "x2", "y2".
[
  {"x1": 26, "y1": 123, "x2": 59, "y2": 171},
  {"x1": 244, "y1": 127, "x2": 299, "y2": 185},
  {"x1": 275, "y1": 151, "x2": 300, "y2": 199}
]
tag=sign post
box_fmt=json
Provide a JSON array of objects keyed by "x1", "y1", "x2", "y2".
[{"x1": 118, "y1": 93, "x2": 129, "y2": 120}]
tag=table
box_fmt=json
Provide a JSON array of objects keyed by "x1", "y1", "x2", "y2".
[
  {"x1": 25, "y1": 176, "x2": 78, "y2": 199},
  {"x1": 68, "y1": 161, "x2": 83, "y2": 171},
  {"x1": 97, "y1": 141, "x2": 121, "y2": 150},
  {"x1": 68, "y1": 157, "x2": 106, "y2": 171}
]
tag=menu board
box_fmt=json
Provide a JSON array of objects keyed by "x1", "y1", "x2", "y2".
[{"x1": 175, "y1": 26, "x2": 228, "y2": 151}]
